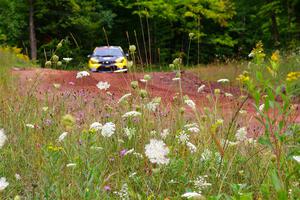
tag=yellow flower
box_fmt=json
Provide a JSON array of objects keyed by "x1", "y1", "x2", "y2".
[
  {"x1": 236, "y1": 74, "x2": 250, "y2": 84},
  {"x1": 286, "y1": 71, "x2": 300, "y2": 82},
  {"x1": 47, "y1": 144, "x2": 63, "y2": 152},
  {"x1": 271, "y1": 50, "x2": 280, "y2": 63}
]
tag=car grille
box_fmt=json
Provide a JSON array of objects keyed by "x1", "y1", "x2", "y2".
[{"x1": 99, "y1": 60, "x2": 115, "y2": 65}]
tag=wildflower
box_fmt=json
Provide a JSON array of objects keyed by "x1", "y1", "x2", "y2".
[
  {"x1": 25, "y1": 124, "x2": 35, "y2": 128},
  {"x1": 42, "y1": 106, "x2": 49, "y2": 112},
  {"x1": 145, "y1": 139, "x2": 170, "y2": 165},
  {"x1": 57, "y1": 61, "x2": 62, "y2": 67},
  {"x1": 101, "y1": 122, "x2": 116, "y2": 137},
  {"x1": 51, "y1": 55, "x2": 59, "y2": 63},
  {"x1": 104, "y1": 185, "x2": 111, "y2": 191},
  {"x1": 90, "y1": 122, "x2": 102, "y2": 131},
  {"x1": 214, "y1": 88, "x2": 221, "y2": 95},
  {"x1": 181, "y1": 192, "x2": 203, "y2": 199},
  {"x1": 0, "y1": 129, "x2": 7, "y2": 149},
  {"x1": 194, "y1": 175, "x2": 212, "y2": 191},
  {"x1": 286, "y1": 71, "x2": 300, "y2": 82},
  {"x1": 63, "y1": 57, "x2": 73, "y2": 62},
  {"x1": 189, "y1": 32, "x2": 195, "y2": 39},
  {"x1": 172, "y1": 77, "x2": 181, "y2": 81},
  {"x1": 177, "y1": 131, "x2": 190, "y2": 143},
  {"x1": 118, "y1": 93, "x2": 131, "y2": 104},
  {"x1": 160, "y1": 129, "x2": 170, "y2": 139},
  {"x1": 130, "y1": 81, "x2": 139, "y2": 89},
  {"x1": 58, "y1": 132, "x2": 68, "y2": 142},
  {"x1": 169, "y1": 63, "x2": 175, "y2": 69},
  {"x1": 124, "y1": 148, "x2": 134, "y2": 155},
  {"x1": 127, "y1": 61, "x2": 133, "y2": 68},
  {"x1": 66, "y1": 163, "x2": 76, "y2": 168},
  {"x1": 225, "y1": 92, "x2": 233, "y2": 97},
  {"x1": 114, "y1": 183, "x2": 129, "y2": 200},
  {"x1": 185, "y1": 99, "x2": 196, "y2": 110},
  {"x1": 96, "y1": 81, "x2": 110, "y2": 90},
  {"x1": 146, "y1": 101, "x2": 159, "y2": 112},
  {"x1": 47, "y1": 145, "x2": 63, "y2": 152},
  {"x1": 15, "y1": 174, "x2": 21, "y2": 180},
  {"x1": 140, "y1": 79, "x2": 147, "y2": 83},
  {"x1": 200, "y1": 149, "x2": 212, "y2": 162},
  {"x1": 217, "y1": 79, "x2": 229, "y2": 83},
  {"x1": 45, "y1": 61, "x2": 52, "y2": 67},
  {"x1": 61, "y1": 114, "x2": 75, "y2": 128},
  {"x1": 235, "y1": 127, "x2": 247, "y2": 141},
  {"x1": 122, "y1": 111, "x2": 141, "y2": 118},
  {"x1": 144, "y1": 74, "x2": 151, "y2": 81},
  {"x1": 185, "y1": 123, "x2": 200, "y2": 133},
  {"x1": 239, "y1": 109, "x2": 247, "y2": 115},
  {"x1": 139, "y1": 89, "x2": 148, "y2": 98},
  {"x1": 259, "y1": 104, "x2": 265, "y2": 111},
  {"x1": 236, "y1": 73, "x2": 250, "y2": 84},
  {"x1": 292, "y1": 156, "x2": 300, "y2": 163},
  {"x1": 123, "y1": 127, "x2": 136, "y2": 139},
  {"x1": 187, "y1": 142, "x2": 197, "y2": 153},
  {"x1": 197, "y1": 84, "x2": 205, "y2": 93},
  {"x1": 120, "y1": 149, "x2": 127, "y2": 157},
  {"x1": 173, "y1": 58, "x2": 182, "y2": 65},
  {"x1": 271, "y1": 50, "x2": 280, "y2": 62},
  {"x1": 0, "y1": 177, "x2": 9, "y2": 191},
  {"x1": 129, "y1": 45, "x2": 136, "y2": 52},
  {"x1": 76, "y1": 71, "x2": 90, "y2": 79},
  {"x1": 53, "y1": 83, "x2": 61, "y2": 89}
]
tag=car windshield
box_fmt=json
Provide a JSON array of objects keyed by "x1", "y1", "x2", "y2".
[{"x1": 93, "y1": 48, "x2": 123, "y2": 57}]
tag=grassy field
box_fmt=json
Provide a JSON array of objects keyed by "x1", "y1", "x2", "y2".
[{"x1": 0, "y1": 46, "x2": 300, "y2": 199}]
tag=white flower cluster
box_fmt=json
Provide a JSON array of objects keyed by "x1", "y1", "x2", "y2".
[
  {"x1": 96, "y1": 81, "x2": 110, "y2": 90},
  {"x1": 76, "y1": 71, "x2": 90, "y2": 79},
  {"x1": 0, "y1": 128, "x2": 7, "y2": 148},
  {"x1": 114, "y1": 183, "x2": 129, "y2": 200},
  {"x1": 194, "y1": 175, "x2": 212, "y2": 191},
  {"x1": 122, "y1": 111, "x2": 141, "y2": 118},
  {"x1": 145, "y1": 139, "x2": 170, "y2": 165},
  {"x1": 184, "y1": 123, "x2": 200, "y2": 133}
]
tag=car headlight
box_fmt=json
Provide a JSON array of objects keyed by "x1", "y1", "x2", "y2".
[
  {"x1": 116, "y1": 57, "x2": 125, "y2": 63},
  {"x1": 90, "y1": 57, "x2": 98, "y2": 64}
]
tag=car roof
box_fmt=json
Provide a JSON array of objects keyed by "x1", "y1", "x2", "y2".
[{"x1": 94, "y1": 46, "x2": 122, "y2": 51}]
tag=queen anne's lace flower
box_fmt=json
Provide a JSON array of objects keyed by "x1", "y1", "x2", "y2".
[
  {"x1": 96, "y1": 81, "x2": 110, "y2": 90},
  {"x1": 101, "y1": 122, "x2": 116, "y2": 137},
  {"x1": 0, "y1": 129, "x2": 7, "y2": 148},
  {"x1": 235, "y1": 127, "x2": 247, "y2": 141},
  {"x1": 197, "y1": 84, "x2": 206, "y2": 93},
  {"x1": 185, "y1": 123, "x2": 200, "y2": 133},
  {"x1": 0, "y1": 177, "x2": 9, "y2": 191},
  {"x1": 186, "y1": 142, "x2": 197, "y2": 153},
  {"x1": 145, "y1": 139, "x2": 170, "y2": 165},
  {"x1": 185, "y1": 99, "x2": 196, "y2": 110},
  {"x1": 76, "y1": 71, "x2": 90, "y2": 79},
  {"x1": 122, "y1": 111, "x2": 141, "y2": 118},
  {"x1": 90, "y1": 122, "x2": 102, "y2": 131},
  {"x1": 58, "y1": 132, "x2": 68, "y2": 142},
  {"x1": 217, "y1": 78, "x2": 230, "y2": 83},
  {"x1": 177, "y1": 131, "x2": 190, "y2": 143},
  {"x1": 181, "y1": 192, "x2": 203, "y2": 199},
  {"x1": 292, "y1": 155, "x2": 300, "y2": 163},
  {"x1": 160, "y1": 129, "x2": 170, "y2": 139}
]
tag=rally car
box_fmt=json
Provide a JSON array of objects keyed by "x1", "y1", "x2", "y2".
[{"x1": 88, "y1": 46, "x2": 128, "y2": 72}]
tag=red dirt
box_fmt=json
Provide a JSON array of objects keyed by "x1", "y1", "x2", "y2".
[{"x1": 11, "y1": 68, "x2": 300, "y2": 137}]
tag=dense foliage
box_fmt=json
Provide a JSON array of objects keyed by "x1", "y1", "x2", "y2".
[{"x1": 0, "y1": 0, "x2": 300, "y2": 66}]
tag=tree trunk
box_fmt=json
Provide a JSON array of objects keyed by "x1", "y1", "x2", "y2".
[
  {"x1": 270, "y1": 12, "x2": 280, "y2": 46},
  {"x1": 29, "y1": 0, "x2": 37, "y2": 60}
]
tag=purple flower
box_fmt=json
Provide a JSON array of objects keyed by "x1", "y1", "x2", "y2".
[
  {"x1": 104, "y1": 185, "x2": 111, "y2": 191},
  {"x1": 120, "y1": 149, "x2": 127, "y2": 157}
]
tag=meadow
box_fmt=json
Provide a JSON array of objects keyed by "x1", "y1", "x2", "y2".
[{"x1": 0, "y1": 44, "x2": 300, "y2": 200}]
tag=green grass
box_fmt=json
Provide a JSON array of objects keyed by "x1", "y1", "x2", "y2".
[{"x1": 0, "y1": 47, "x2": 299, "y2": 199}]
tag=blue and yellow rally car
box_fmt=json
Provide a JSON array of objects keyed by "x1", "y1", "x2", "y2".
[{"x1": 88, "y1": 46, "x2": 128, "y2": 72}]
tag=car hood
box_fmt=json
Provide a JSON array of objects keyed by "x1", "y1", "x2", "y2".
[{"x1": 91, "y1": 56, "x2": 121, "y2": 62}]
